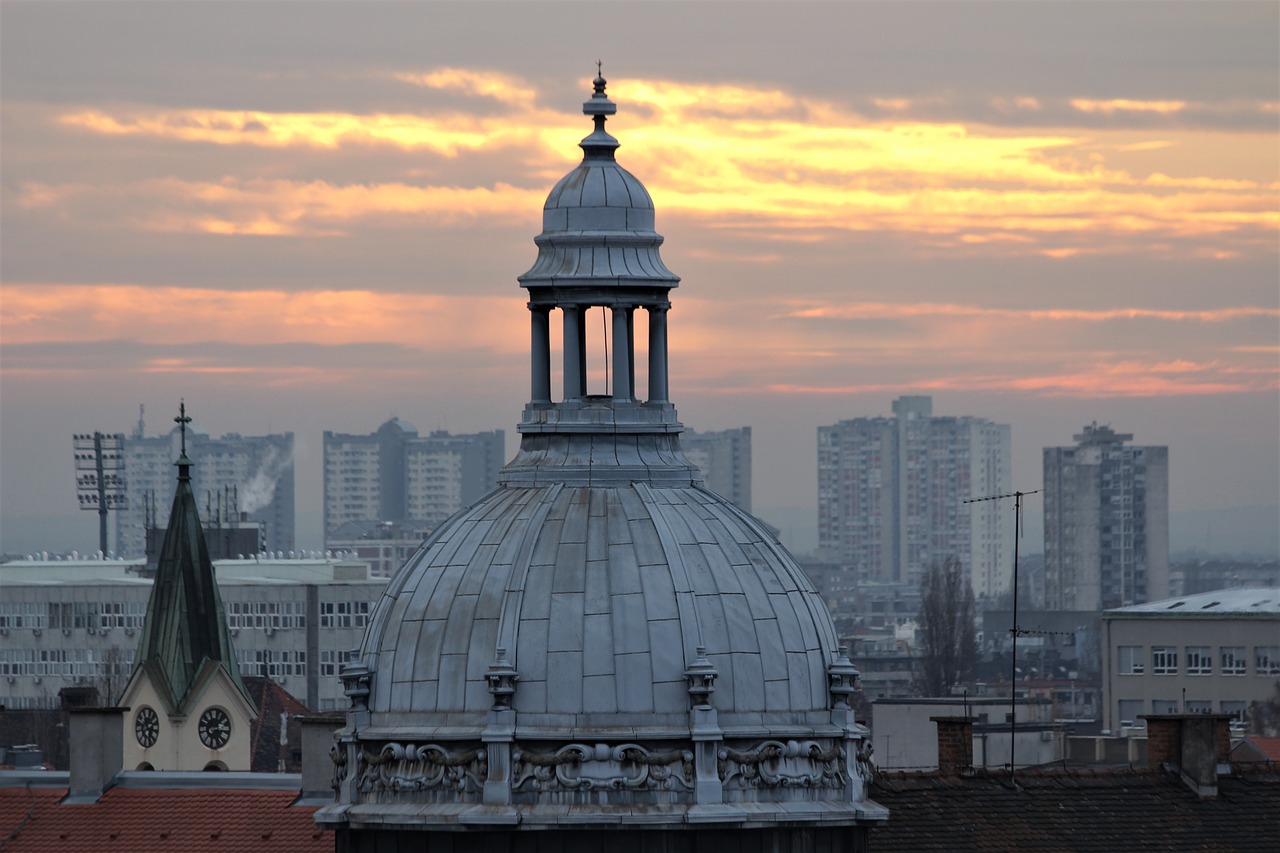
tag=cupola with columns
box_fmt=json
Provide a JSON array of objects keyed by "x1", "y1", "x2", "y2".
[{"x1": 317, "y1": 72, "x2": 884, "y2": 851}]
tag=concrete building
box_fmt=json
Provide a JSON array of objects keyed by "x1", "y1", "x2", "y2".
[
  {"x1": 818, "y1": 396, "x2": 1013, "y2": 596},
  {"x1": 1043, "y1": 423, "x2": 1169, "y2": 610},
  {"x1": 1100, "y1": 587, "x2": 1280, "y2": 732},
  {"x1": 0, "y1": 555, "x2": 385, "y2": 713},
  {"x1": 682, "y1": 426, "x2": 752, "y2": 512},
  {"x1": 316, "y1": 73, "x2": 884, "y2": 851},
  {"x1": 111, "y1": 426, "x2": 294, "y2": 558},
  {"x1": 322, "y1": 419, "x2": 504, "y2": 539}
]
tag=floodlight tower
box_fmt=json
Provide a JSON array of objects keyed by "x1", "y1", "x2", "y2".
[{"x1": 73, "y1": 431, "x2": 128, "y2": 555}]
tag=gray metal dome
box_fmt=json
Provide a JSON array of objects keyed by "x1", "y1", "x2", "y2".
[
  {"x1": 362, "y1": 483, "x2": 838, "y2": 727},
  {"x1": 319, "y1": 73, "x2": 882, "y2": 844}
]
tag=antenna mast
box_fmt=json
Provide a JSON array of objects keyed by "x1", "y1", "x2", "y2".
[{"x1": 965, "y1": 488, "x2": 1040, "y2": 782}]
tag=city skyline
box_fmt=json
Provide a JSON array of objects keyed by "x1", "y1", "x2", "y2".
[{"x1": 2, "y1": 2, "x2": 1277, "y2": 557}]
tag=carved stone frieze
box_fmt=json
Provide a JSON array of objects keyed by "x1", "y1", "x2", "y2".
[
  {"x1": 511, "y1": 742, "x2": 694, "y2": 792},
  {"x1": 854, "y1": 738, "x2": 875, "y2": 782},
  {"x1": 718, "y1": 740, "x2": 845, "y2": 789},
  {"x1": 356, "y1": 742, "x2": 487, "y2": 793},
  {"x1": 330, "y1": 742, "x2": 347, "y2": 791}
]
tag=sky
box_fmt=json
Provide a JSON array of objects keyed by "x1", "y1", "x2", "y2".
[{"x1": 2, "y1": 1, "x2": 1277, "y2": 558}]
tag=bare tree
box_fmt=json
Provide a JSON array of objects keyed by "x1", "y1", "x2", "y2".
[
  {"x1": 917, "y1": 556, "x2": 977, "y2": 696},
  {"x1": 1247, "y1": 680, "x2": 1280, "y2": 737}
]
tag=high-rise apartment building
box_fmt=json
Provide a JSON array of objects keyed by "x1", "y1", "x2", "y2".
[
  {"x1": 1043, "y1": 423, "x2": 1168, "y2": 611},
  {"x1": 114, "y1": 428, "x2": 294, "y2": 558},
  {"x1": 682, "y1": 426, "x2": 752, "y2": 512},
  {"x1": 322, "y1": 419, "x2": 504, "y2": 537},
  {"x1": 818, "y1": 396, "x2": 1013, "y2": 596}
]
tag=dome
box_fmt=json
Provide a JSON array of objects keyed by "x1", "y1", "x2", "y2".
[
  {"x1": 362, "y1": 483, "x2": 838, "y2": 727},
  {"x1": 320, "y1": 72, "x2": 882, "y2": 843}
]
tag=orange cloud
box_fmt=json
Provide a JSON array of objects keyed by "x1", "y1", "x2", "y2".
[
  {"x1": 17, "y1": 178, "x2": 545, "y2": 235},
  {"x1": 1071, "y1": 99, "x2": 1188, "y2": 114},
  {"x1": 783, "y1": 303, "x2": 1279, "y2": 323},
  {"x1": 392, "y1": 67, "x2": 538, "y2": 105},
  {"x1": 0, "y1": 285, "x2": 528, "y2": 352},
  {"x1": 29, "y1": 72, "x2": 1279, "y2": 255}
]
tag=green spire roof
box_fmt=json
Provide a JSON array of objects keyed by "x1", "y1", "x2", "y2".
[{"x1": 133, "y1": 403, "x2": 248, "y2": 714}]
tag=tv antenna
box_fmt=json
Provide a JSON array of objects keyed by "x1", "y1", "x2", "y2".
[{"x1": 965, "y1": 488, "x2": 1039, "y2": 781}]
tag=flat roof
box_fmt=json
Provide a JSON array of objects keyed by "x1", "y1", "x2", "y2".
[{"x1": 1103, "y1": 586, "x2": 1280, "y2": 617}]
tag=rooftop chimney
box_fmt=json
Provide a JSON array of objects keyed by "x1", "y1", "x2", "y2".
[
  {"x1": 297, "y1": 713, "x2": 345, "y2": 804},
  {"x1": 65, "y1": 707, "x2": 126, "y2": 804},
  {"x1": 1142, "y1": 713, "x2": 1232, "y2": 797},
  {"x1": 931, "y1": 715, "x2": 976, "y2": 772}
]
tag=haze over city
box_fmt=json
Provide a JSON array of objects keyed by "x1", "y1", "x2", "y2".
[{"x1": 2, "y1": 1, "x2": 1277, "y2": 558}]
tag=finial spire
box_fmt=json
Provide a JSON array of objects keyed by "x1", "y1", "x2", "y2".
[
  {"x1": 581, "y1": 63, "x2": 619, "y2": 158},
  {"x1": 174, "y1": 399, "x2": 193, "y2": 475}
]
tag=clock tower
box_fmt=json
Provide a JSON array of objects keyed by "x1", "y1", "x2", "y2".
[{"x1": 119, "y1": 403, "x2": 257, "y2": 771}]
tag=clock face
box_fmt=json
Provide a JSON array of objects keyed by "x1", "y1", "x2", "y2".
[
  {"x1": 134, "y1": 706, "x2": 159, "y2": 748},
  {"x1": 197, "y1": 707, "x2": 231, "y2": 749}
]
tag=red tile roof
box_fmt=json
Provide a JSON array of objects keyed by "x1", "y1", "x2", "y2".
[
  {"x1": 1243, "y1": 736, "x2": 1280, "y2": 762},
  {"x1": 0, "y1": 786, "x2": 329, "y2": 852}
]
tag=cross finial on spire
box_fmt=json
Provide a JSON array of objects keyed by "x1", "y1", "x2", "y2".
[
  {"x1": 597, "y1": 59, "x2": 602, "y2": 76},
  {"x1": 174, "y1": 399, "x2": 192, "y2": 458}
]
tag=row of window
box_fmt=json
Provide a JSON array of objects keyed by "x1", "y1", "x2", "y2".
[
  {"x1": 0, "y1": 601, "x2": 146, "y2": 631},
  {"x1": 1, "y1": 599, "x2": 371, "y2": 632},
  {"x1": 238, "y1": 649, "x2": 307, "y2": 678},
  {"x1": 1118, "y1": 698, "x2": 1249, "y2": 725},
  {"x1": 1, "y1": 646, "x2": 355, "y2": 681},
  {"x1": 1118, "y1": 645, "x2": 1279, "y2": 676},
  {"x1": 225, "y1": 601, "x2": 307, "y2": 630},
  {"x1": 0, "y1": 648, "x2": 135, "y2": 678}
]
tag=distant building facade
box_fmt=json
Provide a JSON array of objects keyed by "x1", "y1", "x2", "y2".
[
  {"x1": 1100, "y1": 587, "x2": 1279, "y2": 732},
  {"x1": 818, "y1": 396, "x2": 1013, "y2": 596},
  {"x1": 322, "y1": 419, "x2": 504, "y2": 540},
  {"x1": 112, "y1": 427, "x2": 294, "y2": 558},
  {"x1": 1043, "y1": 423, "x2": 1169, "y2": 610},
  {"x1": 0, "y1": 556, "x2": 386, "y2": 712},
  {"x1": 681, "y1": 426, "x2": 752, "y2": 512}
]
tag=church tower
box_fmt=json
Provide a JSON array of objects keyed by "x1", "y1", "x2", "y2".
[
  {"x1": 119, "y1": 403, "x2": 257, "y2": 771},
  {"x1": 318, "y1": 72, "x2": 885, "y2": 851}
]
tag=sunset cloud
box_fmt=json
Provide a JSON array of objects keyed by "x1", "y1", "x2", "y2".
[
  {"x1": 783, "y1": 303, "x2": 1279, "y2": 324},
  {"x1": 28, "y1": 72, "x2": 1275, "y2": 257}
]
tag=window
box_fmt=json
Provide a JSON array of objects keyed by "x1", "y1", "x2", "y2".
[
  {"x1": 1152, "y1": 698, "x2": 1178, "y2": 714},
  {"x1": 321, "y1": 649, "x2": 354, "y2": 677},
  {"x1": 1118, "y1": 646, "x2": 1144, "y2": 675},
  {"x1": 1221, "y1": 701, "x2": 1247, "y2": 723},
  {"x1": 1151, "y1": 646, "x2": 1178, "y2": 675},
  {"x1": 1185, "y1": 699, "x2": 1212, "y2": 714},
  {"x1": 1257, "y1": 647, "x2": 1280, "y2": 676},
  {"x1": 320, "y1": 601, "x2": 370, "y2": 629},
  {"x1": 1185, "y1": 646, "x2": 1212, "y2": 675},
  {"x1": 1221, "y1": 646, "x2": 1247, "y2": 675},
  {"x1": 1117, "y1": 699, "x2": 1144, "y2": 727}
]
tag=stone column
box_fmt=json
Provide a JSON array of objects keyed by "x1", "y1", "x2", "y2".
[
  {"x1": 530, "y1": 304, "x2": 551, "y2": 404},
  {"x1": 612, "y1": 305, "x2": 633, "y2": 401},
  {"x1": 647, "y1": 303, "x2": 669, "y2": 404},
  {"x1": 562, "y1": 305, "x2": 583, "y2": 401}
]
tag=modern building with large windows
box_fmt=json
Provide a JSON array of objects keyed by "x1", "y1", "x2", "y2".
[
  {"x1": 818, "y1": 396, "x2": 1013, "y2": 596},
  {"x1": 1100, "y1": 587, "x2": 1280, "y2": 732},
  {"x1": 1043, "y1": 423, "x2": 1169, "y2": 611}
]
